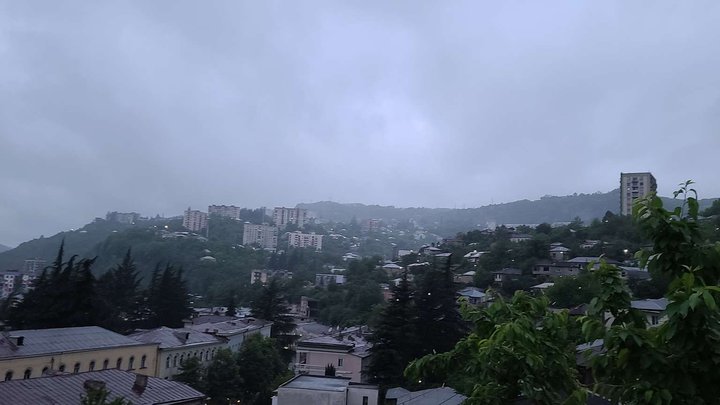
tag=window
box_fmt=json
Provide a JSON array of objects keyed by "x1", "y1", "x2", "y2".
[
  {"x1": 116, "y1": 358, "x2": 122, "y2": 369},
  {"x1": 89, "y1": 361, "x2": 96, "y2": 371},
  {"x1": 103, "y1": 359, "x2": 109, "y2": 370},
  {"x1": 4, "y1": 371, "x2": 12, "y2": 381},
  {"x1": 362, "y1": 396, "x2": 369, "y2": 405},
  {"x1": 180, "y1": 354, "x2": 184, "y2": 365},
  {"x1": 166, "y1": 356, "x2": 171, "y2": 369},
  {"x1": 128, "y1": 356, "x2": 135, "y2": 370},
  {"x1": 173, "y1": 355, "x2": 178, "y2": 367},
  {"x1": 74, "y1": 363, "x2": 81, "y2": 374},
  {"x1": 205, "y1": 351, "x2": 210, "y2": 360},
  {"x1": 42, "y1": 367, "x2": 49, "y2": 376},
  {"x1": 23, "y1": 369, "x2": 31, "y2": 379},
  {"x1": 337, "y1": 358, "x2": 343, "y2": 367},
  {"x1": 651, "y1": 315, "x2": 660, "y2": 325},
  {"x1": 58, "y1": 364, "x2": 66, "y2": 372},
  {"x1": 299, "y1": 352, "x2": 307, "y2": 364},
  {"x1": 141, "y1": 355, "x2": 147, "y2": 369}
]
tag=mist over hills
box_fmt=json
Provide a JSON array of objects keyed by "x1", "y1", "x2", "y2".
[
  {"x1": 0, "y1": 244, "x2": 11, "y2": 254},
  {"x1": 0, "y1": 188, "x2": 716, "y2": 272}
]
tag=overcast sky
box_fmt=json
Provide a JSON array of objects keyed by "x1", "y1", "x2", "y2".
[{"x1": 1, "y1": 1, "x2": 719, "y2": 246}]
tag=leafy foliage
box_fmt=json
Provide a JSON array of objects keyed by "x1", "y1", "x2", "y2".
[
  {"x1": 406, "y1": 292, "x2": 586, "y2": 404},
  {"x1": 581, "y1": 181, "x2": 720, "y2": 404}
]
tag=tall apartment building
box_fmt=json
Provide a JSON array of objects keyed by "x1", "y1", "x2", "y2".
[
  {"x1": 243, "y1": 224, "x2": 278, "y2": 250},
  {"x1": 23, "y1": 259, "x2": 46, "y2": 275},
  {"x1": 208, "y1": 205, "x2": 241, "y2": 219},
  {"x1": 620, "y1": 172, "x2": 657, "y2": 216},
  {"x1": 273, "y1": 207, "x2": 308, "y2": 228},
  {"x1": 287, "y1": 231, "x2": 324, "y2": 250},
  {"x1": 183, "y1": 208, "x2": 208, "y2": 232},
  {"x1": 105, "y1": 211, "x2": 140, "y2": 224}
]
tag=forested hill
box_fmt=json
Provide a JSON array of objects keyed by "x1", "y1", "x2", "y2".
[
  {"x1": 300, "y1": 189, "x2": 717, "y2": 235},
  {"x1": 0, "y1": 244, "x2": 11, "y2": 253}
]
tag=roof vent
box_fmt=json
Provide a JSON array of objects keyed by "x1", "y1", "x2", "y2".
[
  {"x1": 133, "y1": 374, "x2": 148, "y2": 394},
  {"x1": 9, "y1": 336, "x2": 24, "y2": 346}
]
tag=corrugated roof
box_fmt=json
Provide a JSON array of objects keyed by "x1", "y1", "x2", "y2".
[
  {"x1": 186, "y1": 319, "x2": 271, "y2": 336},
  {"x1": 0, "y1": 327, "x2": 152, "y2": 360},
  {"x1": 0, "y1": 369, "x2": 205, "y2": 404},
  {"x1": 128, "y1": 327, "x2": 224, "y2": 349},
  {"x1": 281, "y1": 375, "x2": 351, "y2": 392},
  {"x1": 631, "y1": 298, "x2": 668, "y2": 312},
  {"x1": 395, "y1": 387, "x2": 466, "y2": 405}
]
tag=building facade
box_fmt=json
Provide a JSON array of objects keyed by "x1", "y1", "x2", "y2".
[
  {"x1": 294, "y1": 332, "x2": 372, "y2": 383},
  {"x1": 287, "y1": 231, "x2": 323, "y2": 250},
  {"x1": 0, "y1": 326, "x2": 158, "y2": 382},
  {"x1": 23, "y1": 259, "x2": 46, "y2": 275},
  {"x1": 186, "y1": 319, "x2": 272, "y2": 352},
  {"x1": 208, "y1": 205, "x2": 241, "y2": 219},
  {"x1": 273, "y1": 207, "x2": 308, "y2": 229},
  {"x1": 620, "y1": 172, "x2": 657, "y2": 216},
  {"x1": 183, "y1": 208, "x2": 208, "y2": 232},
  {"x1": 243, "y1": 224, "x2": 278, "y2": 250},
  {"x1": 273, "y1": 375, "x2": 378, "y2": 405}
]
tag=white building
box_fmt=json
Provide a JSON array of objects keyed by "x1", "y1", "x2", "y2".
[
  {"x1": 208, "y1": 205, "x2": 241, "y2": 219},
  {"x1": 186, "y1": 319, "x2": 272, "y2": 352},
  {"x1": 315, "y1": 274, "x2": 346, "y2": 288},
  {"x1": 620, "y1": 172, "x2": 657, "y2": 216},
  {"x1": 287, "y1": 231, "x2": 323, "y2": 250},
  {"x1": 23, "y1": 259, "x2": 46, "y2": 275},
  {"x1": 273, "y1": 375, "x2": 378, "y2": 405},
  {"x1": 273, "y1": 207, "x2": 308, "y2": 229},
  {"x1": 243, "y1": 224, "x2": 278, "y2": 251},
  {"x1": 183, "y1": 208, "x2": 208, "y2": 232}
]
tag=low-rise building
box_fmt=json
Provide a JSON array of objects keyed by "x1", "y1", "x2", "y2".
[
  {"x1": 294, "y1": 332, "x2": 372, "y2": 383},
  {"x1": 549, "y1": 246, "x2": 571, "y2": 261},
  {"x1": 250, "y1": 269, "x2": 293, "y2": 285},
  {"x1": 385, "y1": 386, "x2": 466, "y2": 405},
  {"x1": 631, "y1": 298, "x2": 668, "y2": 326},
  {"x1": 0, "y1": 369, "x2": 205, "y2": 404},
  {"x1": 457, "y1": 287, "x2": 488, "y2": 306},
  {"x1": 128, "y1": 327, "x2": 226, "y2": 379},
  {"x1": 510, "y1": 233, "x2": 533, "y2": 243},
  {"x1": 453, "y1": 270, "x2": 476, "y2": 284},
  {"x1": 0, "y1": 326, "x2": 157, "y2": 381},
  {"x1": 273, "y1": 375, "x2": 378, "y2": 405},
  {"x1": 492, "y1": 268, "x2": 522, "y2": 284},
  {"x1": 186, "y1": 318, "x2": 272, "y2": 352},
  {"x1": 315, "y1": 273, "x2": 346, "y2": 288}
]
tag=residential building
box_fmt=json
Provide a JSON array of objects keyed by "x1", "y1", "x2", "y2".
[
  {"x1": 250, "y1": 269, "x2": 293, "y2": 285},
  {"x1": 273, "y1": 207, "x2": 308, "y2": 229},
  {"x1": 23, "y1": 258, "x2": 46, "y2": 275},
  {"x1": 453, "y1": 270, "x2": 476, "y2": 284},
  {"x1": 272, "y1": 375, "x2": 378, "y2": 405},
  {"x1": 361, "y1": 219, "x2": 382, "y2": 233},
  {"x1": 0, "y1": 369, "x2": 205, "y2": 405},
  {"x1": 186, "y1": 318, "x2": 272, "y2": 352},
  {"x1": 385, "y1": 386, "x2": 466, "y2": 405},
  {"x1": 183, "y1": 208, "x2": 208, "y2": 232},
  {"x1": 315, "y1": 273, "x2": 346, "y2": 288},
  {"x1": 105, "y1": 211, "x2": 140, "y2": 224},
  {"x1": 463, "y1": 250, "x2": 486, "y2": 263},
  {"x1": 1, "y1": 270, "x2": 34, "y2": 298},
  {"x1": 294, "y1": 332, "x2": 372, "y2": 383},
  {"x1": 0, "y1": 326, "x2": 158, "y2": 381},
  {"x1": 343, "y1": 253, "x2": 361, "y2": 262},
  {"x1": 298, "y1": 296, "x2": 319, "y2": 319},
  {"x1": 243, "y1": 224, "x2": 278, "y2": 250},
  {"x1": 549, "y1": 245, "x2": 571, "y2": 261},
  {"x1": 128, "y1": 327, "x2": 226, "y2": 379},
  {"x1": 457, "y1": 287, "x2": 488, "y2": 306},
  {"x1": 631, "y1": 298, "x2": 668, "y2": 326},
  {"x1": 620, "y1": 172, "x2": 657, "y2": 216},
  {"x1": 533, "y1": 257, "x2": 621, "y2": 278},
  {"x1": 510, "y1": 233, "x2": 533, "y2": 243},
  {"x1": 492, "y1": 268, "x2": 522, "y2": 284},
  {"x1": 287, "y1": 231, "x2": 324, "y2": 250},
  {"x1": 381, "y1": 262, "x2": 403, "y2": 276},
  {"x1": 208, "y1": 204, "x2": 241, "y2": 219}
]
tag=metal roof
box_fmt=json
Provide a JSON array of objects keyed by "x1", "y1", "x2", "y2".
[
  {"x1": 280, "y1": 374, "x2": 351, "y2": 392},
  {"x1": 0, "y1": 327, "x2": 152, "y2": 360},
  {"x1": 631, "y1": 298, "x2": 668, "y2": 312},
  {"x1": 393, "y1": 387, "x2": 466, "y2": 405},
  {"x1": 128, "y1": 327, "x2": 224, "y2": 349},
  {"x1": 0, "y1": 369, "x2": 204, "y2": 404}
]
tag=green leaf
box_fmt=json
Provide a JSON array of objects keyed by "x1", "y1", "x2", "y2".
[{"x1": 702, "y1": 291, "x2": 716, "y2": 310}]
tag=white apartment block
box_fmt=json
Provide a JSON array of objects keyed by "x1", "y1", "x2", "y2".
[
  {"x1": 287, "y1": 231, "x2": 323, "y2": 250},
  {"x1": 273, "y1": 207, "x2": 308, "y2": 228},
  {"x1": 620, "y1": 172, "x2": 657, "y2": 216},
  {"x1": 243, "y1": 224, "x2": 278, "y2": 250},
  {"x1": 208, "y1": 205, "x2": 241, "y2": 219},
  {"x1": 183, "y1": 208, "x2": 208, "y2": 232},
  {"x1": 23, "y1": 259, "x2": 46, "y2": 275}
]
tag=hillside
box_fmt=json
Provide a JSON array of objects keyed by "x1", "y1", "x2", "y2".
[
  {"x1": 0, "y1": 244, "x2": 11, "y2": 254},
  {"x1": 300, "y1": 189, "x2": 717, "y2": 236}
]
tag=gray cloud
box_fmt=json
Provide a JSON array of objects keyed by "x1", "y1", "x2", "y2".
[{"x1": 1, "y1": 1, "x2": 719, "y2": 246}]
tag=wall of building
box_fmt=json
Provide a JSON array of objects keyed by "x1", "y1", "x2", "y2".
[
  {"x1": 157, "y1": 343, "x2": 225, "y2": 379},
  {"x1": 347, "y1": 386, "x2": 379, "y2": 405},
  {"x1": 295, "y1": 350, "x2": 364, "y2": 382},
  {"x1": 0, "y1": 344, "x2": 157, "y2": 381},
  {"x1": 276, "y1": 387, "x2": 346, "y2": 405}
]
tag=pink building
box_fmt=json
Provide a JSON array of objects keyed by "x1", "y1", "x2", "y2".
[{"x1": 294, "y1": 332, "x2": 372, "y2": 383}]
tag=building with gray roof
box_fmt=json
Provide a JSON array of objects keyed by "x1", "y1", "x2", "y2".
[
  {"x1": 273, "y1": 375, "x2": 378, "y2": 405},
  {"x1": 0, "y1": 369, "x2": 204, "y2": 404},
  {"x1": 128, "y1": 327, "x2": 225, "y2": 379},
  {"x1": 186, "y1": 318, "x2": 271, "y2": 352},
  {"x1": 385, "y1": 386, "x2": 466, "y2": 405},
  {"x1": 0, "y1": 326, "x2": 157, "y2": 382}
]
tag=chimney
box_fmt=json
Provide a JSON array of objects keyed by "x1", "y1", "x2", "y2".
[
  {"x1": 185, "y1": 332, "x2": 190, "y2": 341},
  {"x1": 132, "y1": 374, "x2": 148, "y2": 394},
  {"x1": 9, "y1": 336, "x2": 24, "y2": 346}
]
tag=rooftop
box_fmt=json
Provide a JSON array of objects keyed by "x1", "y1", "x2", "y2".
[
  {"x1": 0, "y1": 369, "x2": 205, "y2": 404},
  {"x1": 129, "y1": 327, "x2": 224, "y2": 349},
  {"x1": 186, "y1": 318, "x2": 272, "y2": 337},
  {"x1": 280, "y1": 375, "x2": 353, "y2": 392},
  {"x1": 0, "y1": 326, "x2": 152, "y2": 360},
  {"x1": 631, "y1": 298, "x2": 668, "y2": 312},
  {"x1": 457, "y1": 287, "x2": 486, "y2": 299},
  {"x1": 387, "y1": 386, "x2": 466, "y2": 405}
]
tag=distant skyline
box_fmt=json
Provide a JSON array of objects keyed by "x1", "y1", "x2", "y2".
[{"x1": 2, "y1": 1, "x2": 720, "y2": 246}]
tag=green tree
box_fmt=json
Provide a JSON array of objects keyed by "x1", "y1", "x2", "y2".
[
  {"x1": 250, "y1": 278, "x2": 296, "y2": 337},
  {"x1": 174, "y1": 356, "x2": 206, "y2": 393},
  {"x1": 236, "y1": 334, "x2": 290, "y2": 405},
  {"x1": 546, "y1": 273, "x2": 599, "y2": 308},
  {"x1": 145, "y1": 264, "x2": 192, "y2": 328},
  {"x1": 367, "y1": 270, "x2": 418, "y2": 388},
  {"x1": 96, "y1": 249, "x2": 142, "y2": 332},
  {"x1": 81, "y1": 383, "x2": 131, "y2": 405},
  {"x1": 406, "y1": 292, "x2": 586, "y2": 405},
  {"x1": 581, "y1": 182, "x2": 720, "y2": 404},
  {"x1": 414, "y1": 256, "x2": 467, "y2": 360},
  {"x1": 205, "y1": 348, "x2": 242, "y2": 403}
]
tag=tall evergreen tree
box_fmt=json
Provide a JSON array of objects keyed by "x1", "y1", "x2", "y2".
[
  {"x1": 174, "y1": 356, "x2": 206, "y2": 392},
  {"x1": 145, "y1": 264, "x2": 192, "y2": 328},
  {"x1": 205, "y1": 348, "x2": 242, "y2": 401},
  {"x1": 414, "y1": 255, "x2": 467, "y2": 358},
  {"x1": 367, "y1": 270, "x2": 418, "y2": 388},
  {"x1": 96, "y1": 249, "x2": 143, "y2": 332},
  {"x1": 250, "y1": 277, "x2": 295, "y2": 337},
  {"x1": 235, "y1": 334, "x2": 289, "y2": 404}
]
